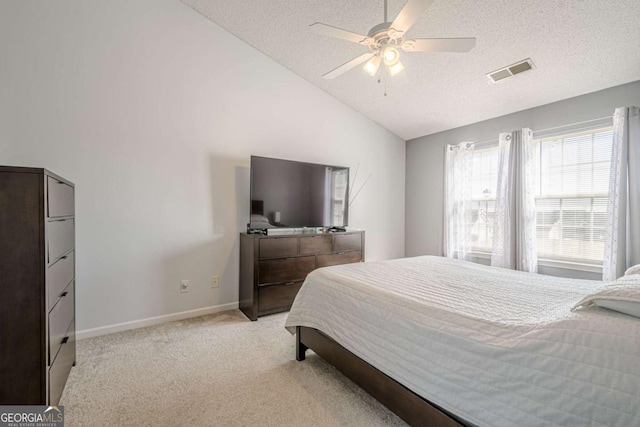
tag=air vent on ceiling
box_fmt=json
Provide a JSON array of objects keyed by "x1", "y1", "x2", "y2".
[{"x1": 487, "y1": 58, "x2": 534, "y2": 83}]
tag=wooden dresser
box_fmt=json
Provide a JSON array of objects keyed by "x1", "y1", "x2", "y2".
[
  {"x1": 239, "y1": 231, "x2": 364, "y2": 320},
  {"x1": 0, "y1": 166, "x2": 76, "y2": 405}
]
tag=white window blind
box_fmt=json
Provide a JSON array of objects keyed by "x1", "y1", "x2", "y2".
[
  {"x1": 469, "y1": 146, "x2": 499, "y2": 252},
  {"x1": 534, "y1": 127, "x2": 613, "y2": 263}
]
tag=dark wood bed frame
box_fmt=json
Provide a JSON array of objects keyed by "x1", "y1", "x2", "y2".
[{"x1": 296, "y1": 326, "x2": 470, "y2": 427}]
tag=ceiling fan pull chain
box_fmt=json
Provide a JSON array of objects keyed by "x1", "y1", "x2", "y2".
[{"x1": 378, "y1": 73, "x2": 389, "y2": 97}]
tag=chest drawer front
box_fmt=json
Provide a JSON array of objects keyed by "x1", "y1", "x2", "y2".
[
  {"x1": 258, "y1": 281, "x2": 303, "y2": 313},
  {"x1": 259, "y1": 256, "x2": 315, "y2": 284},
  {"x1": 300, "y1": 235, "x2": 332, "y2": 254},
  {"x1": 317, "y1": 251, "x2": 362, "y2": 268},
  {"x1": 48, "y1": 219, "x2": 74, "y2": 262},
  {"x1": 47, "y1": 177, "x2": 74, "y2": 218},
  {"x1": 334, "y1": 233, "x2": 362, "y2": 251},
  {"x1": 49, "y1": 320, "x2": 75, "y2": 406},
  {"x1": 47, "y1": 251, "x2": 74, "y2": 311},
  {"x1": 259, "y1": 237, "x2": 298, "y2": 259},
  {"x1": 49, "y1": 282, "x2": 74, "y2": 365}
]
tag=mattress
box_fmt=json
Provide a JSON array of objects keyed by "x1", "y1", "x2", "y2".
[{"x1": 284, "y1": 256, "x2": 640, "y2": 427}]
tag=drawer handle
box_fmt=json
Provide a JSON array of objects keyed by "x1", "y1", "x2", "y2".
[
  {"x1": 284, "y1": 282, "x2": 295, "y2": 285},
  {"x1": 60, "y1": 291, "x2": 68, "y2": 298},
  {"x1": 61, "y1": 336, "x2": 69, "y2": 344},
  {"x1": 51, "y1": 218, "x2": 68, "y2": 222},
  {"x1": 337, "y1": 252, "x2": 345, "y2": 255},
  {"x1": 60, "y1": 255, "x2": 68, "y2": 260}
]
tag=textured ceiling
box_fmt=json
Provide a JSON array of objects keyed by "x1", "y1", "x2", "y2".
[{"x1": 181, "y1": 0, "x2": 640, "y2": 140}]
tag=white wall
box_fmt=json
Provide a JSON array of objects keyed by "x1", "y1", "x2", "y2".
[
  {"x1": 405, "y1": 80, "x2": 640, "y2": 280},
  {"x1": 0, "y1": 0, "x2": 405, "y2": 333}
]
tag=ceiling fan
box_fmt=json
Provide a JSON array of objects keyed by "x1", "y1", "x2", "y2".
[{"x1": 310, "y1": 0, "x2": 476, "y2": 79}]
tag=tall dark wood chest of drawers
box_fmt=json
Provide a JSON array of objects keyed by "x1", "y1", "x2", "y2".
[
  {"x1": 0, "y1": 166, "x2": 76, "y2": 405},
  {"x1": 239, "y1": 231, "x2": 365, "y2": 320}
]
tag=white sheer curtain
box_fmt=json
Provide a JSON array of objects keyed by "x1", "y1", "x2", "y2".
[
  {"x1": 491, "y1": 129, "x2": 537, "y2": 272},
  {"x1": 603, "y1": 107, "x2": 640, "y2": 281},
  {"x1": 444, "y1": 142, "x2": 474, "y2": 260}
]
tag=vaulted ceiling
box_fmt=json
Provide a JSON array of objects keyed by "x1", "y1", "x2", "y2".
[{"x1": 181, "y1": 0, "x2": 640, "y2": 140}]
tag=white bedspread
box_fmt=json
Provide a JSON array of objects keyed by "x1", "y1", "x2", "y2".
[{"x1": 284, "y1": 256, "x2": 640, "y2": 427}]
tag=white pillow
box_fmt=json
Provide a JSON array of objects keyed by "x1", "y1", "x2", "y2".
[
  {"x1": 572, "y1": 275, "x2": 640, "y2": 319},
  {"x1": 592, "y1": 300, "x2": 640, "y2": 318},
  {"x1": 250, "y1": 214, "x2": 270, "y2": 223},
  {"x1": 624, "y1": 264, "x2": 640, "y2": 276}
]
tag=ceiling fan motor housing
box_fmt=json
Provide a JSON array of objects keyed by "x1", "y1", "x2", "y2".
[{"x1": 367, "y1": 22, "x2": 403, "y2": 48}]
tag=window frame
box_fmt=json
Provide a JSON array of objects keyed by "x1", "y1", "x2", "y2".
[
  {"x1": 533, "y1": 125, "x2": 613, "y2": 272},
  {"x1": 468, "y1": 143, "x2": 500, "y2": 256}
]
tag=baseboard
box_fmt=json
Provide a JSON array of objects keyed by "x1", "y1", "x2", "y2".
[{"x1": 76, "y1": 302, "x2": 239, "y2": 340}]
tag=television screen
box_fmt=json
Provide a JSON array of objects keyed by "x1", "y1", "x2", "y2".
[{"x1": 249, "y1": 156, "x2": 349, "y2": 229}]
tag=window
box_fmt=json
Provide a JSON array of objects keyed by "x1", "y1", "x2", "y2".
[
  {"x1": 330, "y1": 168, "x2": 348, "y2": 225},
  {"x1": 534, "y1": 127, "x2": 613, "y2": 264},
  {"x1": 469, "y1": 146, "x2": 499, "y2": 252}
]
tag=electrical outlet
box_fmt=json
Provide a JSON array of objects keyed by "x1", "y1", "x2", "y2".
[
  {"x1": 210, "y1": 276, "x2": 219, "y2": 289},
  {"x1": 180, "y1": 280, "x2": 190, "y2": 293}
]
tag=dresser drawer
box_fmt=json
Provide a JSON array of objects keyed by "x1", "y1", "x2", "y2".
[
  {"x1": 48, "y1": 219, "x2": 74, "y2": 262},
  {"x1": 300, "y1": 235, "x2": 332, "y2": 254},
  {"x1": 47, "y1": 176, "x2": 74, "y2": 218},
  {"x1": 47, "y1": 251, "x2": 74, "y2": 311},
  {"x1": 258, "y1": 281, "x2": 303, "y2": 313},
  {"x1": 49, "y1": 320, "x2": 75, "y2": 406},
  {"x1": 317, "y1": 251, "x2": 362, "y2": 268},
  {"x1": 259, "y1": 256, "x2": 315, "y2": 284},
  {"x1": 49, "y1": 282, "x2": 74, "y2": 365},
  {"x1": 334, "y1": 233, "x2": 362, "y2": 251},
  {"x1": 259, "y1": 237, "x2": 297, "y2": 259}
]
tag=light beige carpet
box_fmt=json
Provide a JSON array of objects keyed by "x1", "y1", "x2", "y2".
[{"x1": 61, "y1": 310, "x2": 406, "y2": 426}]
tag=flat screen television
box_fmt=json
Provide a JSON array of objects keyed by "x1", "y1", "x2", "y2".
[{"x1": 249, "y1": 156, "x2": 349, "y2": 229}]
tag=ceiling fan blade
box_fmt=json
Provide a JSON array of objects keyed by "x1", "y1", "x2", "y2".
[
  {"x1": 310, "y1": 22, "x2": 372, "y2": 45},
  {"x1": 389, "y1": 0, "x2": 434, "y2": 36},
  {"x1": 402, "y1": 38, "x2": 476, "y2": 52},
  {"x1": 322, "y1": 53, "x2": 375, "y2": 79}
]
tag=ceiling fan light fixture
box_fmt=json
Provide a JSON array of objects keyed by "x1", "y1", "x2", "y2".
[
  {"x1": 363, "y1": 55, "x2": 382, "y2": 76},
  {"x1": 388, "y1": 60, "x2": 405, "y2": 77},
  {"x1": 383, "y1": 46, "x2": 400, "y2": 66}
]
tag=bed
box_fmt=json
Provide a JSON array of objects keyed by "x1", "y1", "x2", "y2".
[{"x1": 284, "y1": 256, "x2": 640, "y2": 427}]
